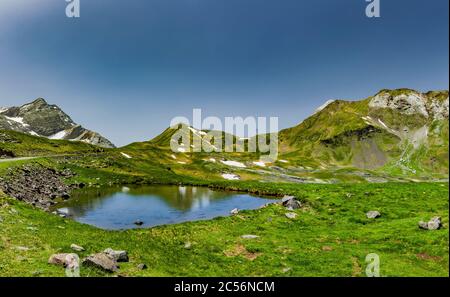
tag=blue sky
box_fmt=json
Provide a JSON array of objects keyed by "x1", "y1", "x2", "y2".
[{"x1": 0, "y1": 0, "x2": 448, "y2": 146}]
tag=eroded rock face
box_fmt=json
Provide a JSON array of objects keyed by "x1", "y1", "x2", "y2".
[
  {"x1": 369, "y1": 90, "x2": 449, "y2": 120},
  {"x1": 429, "y1": 97, "x2": 449, "y2": 120},
  {"x1": 369, "y1": 92, "x2": 429, "y2": 117}
]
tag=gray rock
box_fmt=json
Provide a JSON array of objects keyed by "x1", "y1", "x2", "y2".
[
  {"x1": 281, "y1": 195, "x2": 295, "y2": 203},
  {"x1": 134, "y1": 220, "x2": 144, "y2": 226},
  {"x1": 281, "y1": 195, "x2": 302, "y2": 210},
  {"x1": 16, "y1": 246, "x2": 30, "y2": 251},
  {"x1": 104, "y1": 248, "x2": 129, "y2": 262},
  {"x1": 137, "y1": 263, "x2": 147, "y2": 270},
  {"x1": 428, "y1": 217, "x2": 442, "y2": 230},
  {"x1": 48, "y1": 253, "x2": 79, "y2": 268},
  {"x1": 418, "y1": 221, "x2": 429, "y2": 229},
  {"x1": 230, "y1": 208, "x2": 239, "y2": 215},
  {"x1": 71, "y1": 244, "x2": 85, "y2": 252},
  {"x1": 285, "y1": 212, "x2": 297, "y2": 219},
  {"x1": 419, "y1": 217, "x2": 442, "y2": 230},
  {"x1": 241, "y1": 235, "x2": 259, "y2": 239},
  {"x1": 82, "y1": 253, "x2": 118, "y2": 272},
  {"x1": 366, "y1": 211, "x2": 381, "y2": 219}
]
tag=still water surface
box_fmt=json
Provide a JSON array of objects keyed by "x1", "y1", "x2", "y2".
[{"x1": 56, "y1": 185, "x2": 275, "y2": 230}]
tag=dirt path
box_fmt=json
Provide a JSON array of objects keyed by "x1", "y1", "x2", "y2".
[{"x1": 0, "y1": 157, "x2": 39, "y2": 163}]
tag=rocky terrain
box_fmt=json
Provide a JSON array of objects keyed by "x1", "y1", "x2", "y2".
[
  {"x1": 0, "y1": 98, "x2": 115, "y2": 148},
  {"x1": 0, "y1": 164, "x2": 82, "y2": 211}
]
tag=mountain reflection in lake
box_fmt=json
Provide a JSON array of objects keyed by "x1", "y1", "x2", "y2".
[{"x1": 55, "y1": 185, "x2": 275, "y2": 230}]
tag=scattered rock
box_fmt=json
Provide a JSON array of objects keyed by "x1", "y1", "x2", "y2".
[
  {"x1": 281, "y1": 195, "x2": 301, "y2": 210},
  {"x1": 281, "y1": 195, "x2": 295, "y2": 203},
  {"x1": 419, "y1": 217, "x2": 442, "y2": 230},
  {"x1": 26, "y1": 226, "x2": 38, "y2": 231},
  {"x1": 0, "y1": 165, "x2": 78, "y2": 211},
  {"x1": 285, "y1": 212, "x2": 297, "y2": 219},
  {"x1": 322, "y1": 246, "x2": 333, "y2": 251},
  {"x1": 48, "y1": 253, "x2": 79, "y2": 268},
  {"x1": 230, "y1": 208, "x2": 239, "y2": 215},
  {"x1": 241, "y1": 235, "x2": 259, "y2": 239},
  {"x1": 366, "y1": 211, "x2": 381, "y2": 219},
  {"x1": 82, "y1": 253, "x2": 118, "y2": 273},
  {"x1": 184, "y1": 242, "x2": 192, "y2": 249},
  {"x1": 16, "y1": 246, "x2": 29, "y2": 251},
  {"x1": 71, "y1": 244, "x2": 85, "y2": 252},
  {"x1": 104, "y1": 248, "x2": 129, "y2": 262},
  {"x1": 282, "y1": 267, "x2": 291, "y2": 273},
  {"x1": 137, "y1": 263, "x2": 147, "y2": 270},
  {"x1": 0, "y1": 216, "x2": 3, "y2": 223}
]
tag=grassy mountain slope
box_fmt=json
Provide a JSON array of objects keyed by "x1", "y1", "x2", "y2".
[{"x1": 278, "y1": 89, "x2": 449, "y2": 177}]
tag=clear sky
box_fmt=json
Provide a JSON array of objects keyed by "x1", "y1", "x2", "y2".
[{"x1": 0, "y1": 0, "x2": 448, "y2": 146}]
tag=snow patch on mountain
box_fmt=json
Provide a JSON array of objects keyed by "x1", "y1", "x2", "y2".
[
  {"x1": 220, "y1": 160, "x2": 246, "y2": 168},
  {"x1": 314, "y1": 100, "x2": 335, "y2": 114},
  {"x1": 49, "y1": 130, "x2": 68, "y2": 140},
  {"x1": 120, "y1": 152, "x2": 132, "y2": 159},
  {"x1": 221, "y1": 173, "x2": 240, "y2": 180}
]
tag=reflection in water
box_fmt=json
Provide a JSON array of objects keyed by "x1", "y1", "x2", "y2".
[{"x1": 56, "y1": 185, "x2": 275, "y2": 230}]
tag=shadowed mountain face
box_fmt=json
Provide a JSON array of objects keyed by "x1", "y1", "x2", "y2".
[{"x1": 0, "y1": 98, "x2": 115, "y2": 148}]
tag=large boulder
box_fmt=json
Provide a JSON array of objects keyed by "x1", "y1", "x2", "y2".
[
  {"x1": 82, "y1": 253, "x2": 118, "y2": 272},
  {"x1": 48, "y1": 253, "x2": 79, "y2": 268}
]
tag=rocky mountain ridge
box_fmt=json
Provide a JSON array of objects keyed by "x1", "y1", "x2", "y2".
[{"x1": 0, "y1": 98, "x2": 115, "y2": 148}]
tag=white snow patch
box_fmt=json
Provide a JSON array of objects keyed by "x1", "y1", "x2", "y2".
[
  {"x1": 279, "y1": 160, "x2": 288, "y2": 163},
  {"x1": 0, "y1": 107, "x2": 7, "y2": 113},
  {"x1": 5, "y1": 116, "x2": 29, "y2": 127},
  {"x1": 28, "y1": 131, "x2": 40, "y2": 136},
  {"x1": 221, "y1": 173, "x2": 240, "y2": 180},
  {"x1": 377, "y1": 118, "x2": 389, "y2": 130},
  {"x1": 177, "y1": 161, "x2": 187, "y2": 164},
  {"x1": 177, "y1": 147, "x2": 186, "y2": 152},
  {"x1": 220, "y1": 160, "x2": 246, "y2": 168},
  {"x1": 253, "y1": 161, "x2": 266, "y2": 167},
  {"x1": 314, "y1": 99, "x2": 335, "y2": 114},
  {"x1": 120, "y1": 152, "x2": 132, "y2": 159},
  {"x1": 171, "y1": 154, "x2": 177, "y2": 160},
  {"x1": 49, "y1": 130, "x2": 68, "y2": 140}
]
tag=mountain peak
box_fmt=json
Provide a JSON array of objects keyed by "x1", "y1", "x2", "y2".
[
  {"x1": 0, "y1": 98, "x2": 115, "y2": 148},
  {"x1": 32, "y1": 98, "x2": 47, "y2": 104}
]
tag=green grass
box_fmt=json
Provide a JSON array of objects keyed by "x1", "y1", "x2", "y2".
[{"x1": 0, "y1": 182, "x2": 448, "y2": 277}]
